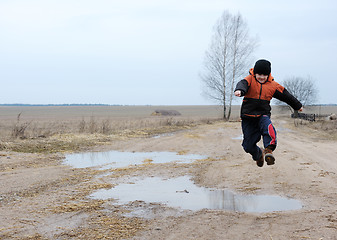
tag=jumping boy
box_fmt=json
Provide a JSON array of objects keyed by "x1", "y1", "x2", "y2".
[{"x1": 234, "y1": 59, "x2": 303, "y2": 167}]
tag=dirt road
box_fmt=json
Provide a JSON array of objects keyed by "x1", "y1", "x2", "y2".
[{"x1": 0, "y1": 117, "x2": 336, "y2": 239}]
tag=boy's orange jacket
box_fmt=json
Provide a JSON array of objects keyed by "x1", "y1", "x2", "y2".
[{"x1": 235, "y1": 68, "x2": 302, "y2": 118}]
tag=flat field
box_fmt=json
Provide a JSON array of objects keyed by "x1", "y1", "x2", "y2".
[
  {"x1": 0, "y1": 105, "x2": 225, "y2": 140},
  {"x1": 0, "y1": 105, "x2": 226, "y2": 122},
  {"x1": 1, "y1": 104, "x2": 334, "y2": 121},
  {"x1": 0, "y1": 105, "x2": 336, "y2": 239}
]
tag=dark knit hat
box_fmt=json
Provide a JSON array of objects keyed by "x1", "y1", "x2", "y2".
[{"x1": 253, "y1": 59, "x2": 271, "y2": 75}]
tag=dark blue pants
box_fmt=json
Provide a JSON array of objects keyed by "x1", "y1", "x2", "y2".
[{"x1": 241, "y1": 115, "x2": 277, "y2": 161}]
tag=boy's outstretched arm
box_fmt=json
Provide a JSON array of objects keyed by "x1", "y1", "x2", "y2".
[
  {"x1": 234, "y1": 79, "x2": 249, "y2": 97},
  {"x1": 273, "y1": 87, "x2": 303, "y2": 111}
]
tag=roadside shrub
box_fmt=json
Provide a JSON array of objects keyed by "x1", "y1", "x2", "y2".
[
  {"x1": 11, "y1": 113, "x2": 30, "y2": 139},
  {"x1": 101, "y1": 119, "x2": 111, "y2": 134},
  {"x1": 79, "y1": 118, "x2": 86, "y2": 133}
]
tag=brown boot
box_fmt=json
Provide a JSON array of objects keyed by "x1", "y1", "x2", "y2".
[
  {"x1": 256, "y1": 148, "x2": 264, "y2": 167},
  {"x1": 264, "y1": 146, "x2": 275, "y2": 165}
]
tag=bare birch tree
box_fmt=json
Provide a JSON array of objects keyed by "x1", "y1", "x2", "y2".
[
  {"x1": 275, "y1": 76, "x2": 318, "y2": 108},
  {"x1": 200, "y1": 11, "x2": 258, "y2": 119}
]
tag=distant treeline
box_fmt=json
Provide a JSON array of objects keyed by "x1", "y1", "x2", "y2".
[{"x1": 0, "y1": 104, "x2": 122, "y2": 106}]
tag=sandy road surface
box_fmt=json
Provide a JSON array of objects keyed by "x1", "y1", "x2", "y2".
[{"x1": 0, "y1": 117, "x2": 336, "y2": 239}]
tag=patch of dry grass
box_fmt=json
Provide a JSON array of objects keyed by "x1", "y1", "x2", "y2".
[
  {"x1": 53, "y1": 199, "x2": 107, "y2": 213},
  {"x1": 73, "y1": 214, "x2": 148, "y2": 240},
  {"x1": 0, "y1": 134, "x2": 113, "y2": 153},
  {"x1": 44, "y1": 166, "x2": 149, "y2": 239},
  {"x1": 0, "y1": 107, "x2": 222, "y2": 140},
  {"x1": 0, "y1": 113, "x2": 220, "y2": 153},
  {"x1": 293, "y1": 119, "x2": 337, "y2": 140}
]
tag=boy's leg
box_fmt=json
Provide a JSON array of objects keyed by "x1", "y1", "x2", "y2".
[
  {"x1": 259, "y1": 115, "x2": 276, "y2": 165},
  {"x1": 241, "y1": 118, "x2": 263, "y2": 162},
  {"x1": 259, "y1": 115, "x2": 277, "y2": 149}
]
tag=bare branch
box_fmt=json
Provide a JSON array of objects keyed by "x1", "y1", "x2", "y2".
[{"x1": 275, "y1": 76, "x2": 319, "y2": 106}]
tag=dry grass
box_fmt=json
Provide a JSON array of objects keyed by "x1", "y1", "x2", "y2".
[
  {"x1": 273, "y1": 106, "x2": 337, "y2": 140},
  {"x1": 0, "y1": 105, "x2": 335, "y2": 153},
  {"x1": 0, "y1": 106, "x2": 224, "y2": 153},
  {"x1": 292, "y1": 118, "x2": 337, "y2": 140},
  {"x1": 73, "y1": 214, "x2": 148, "y2": 240},
  {"x1": 0, "y1": 104, "x2": 289, "y2": 140}
]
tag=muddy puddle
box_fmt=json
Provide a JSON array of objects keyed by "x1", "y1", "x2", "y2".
[
  {"x1": 90, "y1": 176, "x2": 302, "y2": 213},
  {"x1": 64, "y1": 151, "x2": 207, "y2": 169},
  {"x1": 65, "y1": 151, "x2": 302, "y2": 213}
]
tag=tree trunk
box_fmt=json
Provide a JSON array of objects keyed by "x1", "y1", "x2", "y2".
[
  {"x1": 227, "y1": 105, "x2": 231, "y2": 120},
  {"x1": 223, "y1": 102, "x2": 227, "y2": 119}
]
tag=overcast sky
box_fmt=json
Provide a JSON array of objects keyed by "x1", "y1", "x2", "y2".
[{"x1": 1, "y1": 0, "x2": 336, "y2": 105}]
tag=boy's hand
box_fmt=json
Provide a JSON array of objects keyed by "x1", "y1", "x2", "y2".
[
  {"x1": 299, "y1": 107, "x2": 303, "y2": 112},
  {"x1": 234, "y1": 90, "x2": 241, "y2": 97}
]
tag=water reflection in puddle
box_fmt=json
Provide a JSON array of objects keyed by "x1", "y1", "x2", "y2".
[
  {"x1": 278, "y1": 127, "x2": 293, "y2": 132},
  {"x1": 90, "y1": 176, "x2": 302, "y2": 213},
  {"x1": 152, "y1": 132, "x2": 175, "y2": 139},
  {"x1": 64, "y1": 151, "x2": 207, "y2": 169},
  {"x1": 232, "y1": 134, "x2": 243, "y2": 140}
]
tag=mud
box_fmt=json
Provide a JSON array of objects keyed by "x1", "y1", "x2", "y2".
[{"x1": 1, "y1": 117, "x2": 337, "y2": 239}]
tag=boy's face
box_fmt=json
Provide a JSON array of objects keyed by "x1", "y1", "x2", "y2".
[{"x1": 255, "y1": 74, "x2": 268, "y2": 83}]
